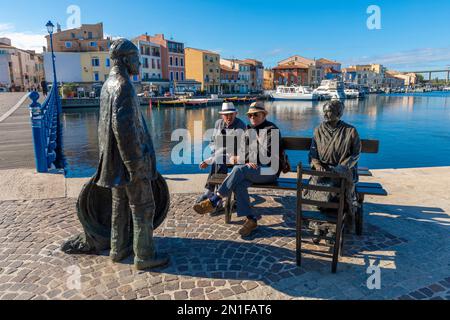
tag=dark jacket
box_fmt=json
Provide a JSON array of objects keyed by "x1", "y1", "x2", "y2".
[
  {"x1": 244, "y1": 120, "x2": 283, "y2": 176},
  {"x1": 94, "y1": 66, "x2": 157, "y2": 188}
]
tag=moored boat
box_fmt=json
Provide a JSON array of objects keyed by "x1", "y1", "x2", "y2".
[
  {"x1": 313, "y1": 80, "x2": 346, "y2": 100},
  {"x1": 270, "y1": 85, "x2": 319, "y2": 101}
]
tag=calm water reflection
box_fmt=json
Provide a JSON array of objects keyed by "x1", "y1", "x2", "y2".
[{"x1": 62, "y1": 92, "x2": 450, "y2": 178}]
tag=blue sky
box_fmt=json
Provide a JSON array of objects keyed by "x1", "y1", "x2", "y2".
[{"x1": 1, "y1": 0, "x2": 449, "y2": 72}]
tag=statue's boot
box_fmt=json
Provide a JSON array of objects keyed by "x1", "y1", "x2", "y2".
[
  {"x1": 131, "y1": 202, "x2": 170, "y2": 270},
  {"x1": 110, "y1": 193, "x2": 133, "y2": 262}
]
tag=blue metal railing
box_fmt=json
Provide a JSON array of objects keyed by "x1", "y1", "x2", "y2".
[{"x1": 28, "y1": 85, "x2": 63, "y2": 173}]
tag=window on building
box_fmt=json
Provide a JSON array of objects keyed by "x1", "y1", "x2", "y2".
[
  {"x1": 65, "y1": 42, "x2": 72, "y2": 48},
  {"x1": 152, "y1": 59, "x2": 155, "y2": 69},
  {"x1": 92, "y1": 58, "x2": 100, "y2": 67},
  {"x1": 170, "y1": 72, "x2": 174, "y2": 81},
  {"x1": 90, "y1": 42, "x2": 97, "y2": 47},
  {"x1": 181, "y1": 72, "x2": 184, "y2": 81},
  {"x1": 88, "y1": 32, "x2": 93, "y2": 39},
  {"x1": 176, "y1": 72, "x2": 179, "y2": 81},
  {"x1": 175, "y1": 57, "x2": 178, "y2": 66},
  {"x1": 170, "y1": 57, "x2": 173, "y2": 66},
  {"x1": 94, "y1": 72, "x2": 99, "y2": 82},
  {"x1": 143, "y1": 58, "x2": 149, "y2": 69},
  {"x1": 71, "y1": 33, "x2": 76, "y2": 39},
  {"x1": 157, "y1": 60, "x2": 160, "y2": 69},
  {"x1": 106, "y1": 58, "x2": 110, "y2": 67},
  {"x1": 133, "y1": 75, "x2": 139, "y2": 82},
  {"x1": 181, "y1": 58, "x2": 184, "y2": 67}
]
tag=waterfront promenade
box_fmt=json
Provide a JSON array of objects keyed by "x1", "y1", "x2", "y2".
[
  {"x1": 0, "y1": 167, "x2": 449, "y2": 300},
  {"x1": 0, "y1": 93, "x2": 42, "y2": 170}
]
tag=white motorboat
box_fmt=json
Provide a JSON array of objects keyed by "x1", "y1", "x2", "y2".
[
  {"x1": 443, "y1": 86, "x2": 450, "y2": 92},
  {"x1": 313, "y1": 80, "x2": 346, "y2": 100},
  {"x1": 344, "y1": 89, "x2": 360, "y2": 99},
  {"x1": 270, "y1": 85, "x2": 319, "y2": 101}
]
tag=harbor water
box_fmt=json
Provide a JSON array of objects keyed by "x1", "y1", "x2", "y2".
[{"x1": 62, "y1": 92, "x2": 450, "y2": 178}]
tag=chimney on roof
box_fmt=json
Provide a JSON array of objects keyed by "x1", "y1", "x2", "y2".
[{"x1": 57, "y1": 23, "x2": 62, "y2": 33}]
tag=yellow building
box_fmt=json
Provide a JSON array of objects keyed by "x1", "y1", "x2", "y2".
[
  {"x1": 263, "y1": 69, "x2": 274, "y2": 90},
  {"x1": 80, "y1": 52, "x2": 111, "y2": 82},
  {"x1": 185, "y1": 48, "x2": 220, "y2": 94}
]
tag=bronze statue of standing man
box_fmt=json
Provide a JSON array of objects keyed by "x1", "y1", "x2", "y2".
[{"x1": 93, "y1": 39, "x2": 169, "y2": 270}]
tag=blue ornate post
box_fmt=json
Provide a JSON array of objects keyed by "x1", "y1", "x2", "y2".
[{"x1": 28, "y1": 91, "x2": 49, "y2": 173}]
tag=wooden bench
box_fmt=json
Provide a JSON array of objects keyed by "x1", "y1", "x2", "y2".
[{"x1": 208, "y1": 137, "x2": 388, "y2": 236}]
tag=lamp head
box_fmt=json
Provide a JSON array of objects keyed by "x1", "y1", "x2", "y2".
[{"x1": 46, "y1": 21, "x2": 54, "y2": 34}]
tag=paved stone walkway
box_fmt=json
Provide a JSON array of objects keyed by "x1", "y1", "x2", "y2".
[
  {"x1": 0, "y1": 93, "x2": 28, "y2": 118},
  {"x1": 0, "y1": 189, "x2": 449, "y2": 300},
  {"x1": 0, "y1": 93, "x2": 45, "y2": 170}
]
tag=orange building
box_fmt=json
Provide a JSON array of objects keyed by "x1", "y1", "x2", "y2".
[
  {"x1": 273, "y1": 61, "x2": 309, "y2": 86},
  {"x1": 45, "y1": 23, "x2": 111, "y2": 53}
]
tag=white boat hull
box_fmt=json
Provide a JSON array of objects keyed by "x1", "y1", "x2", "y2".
[{"x1": 270, "y1": 93, "x2": 319, "y2": 101}]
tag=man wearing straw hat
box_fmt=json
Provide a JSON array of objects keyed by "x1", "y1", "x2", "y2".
[
  {"x1": 194, "y1": 102, "x2": 287, "y2": 237},
  {"x1": 197, "y1": 102, "x2": 247, "y2": 205}
]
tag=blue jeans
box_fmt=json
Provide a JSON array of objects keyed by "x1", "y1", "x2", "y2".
[{"x1": 217, "y1": 165, "x2": 278, "y2": 219}]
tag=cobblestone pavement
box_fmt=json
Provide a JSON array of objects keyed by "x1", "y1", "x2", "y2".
[{"x1": 0, "y1": 190, "x2": 449, "y2": 300}]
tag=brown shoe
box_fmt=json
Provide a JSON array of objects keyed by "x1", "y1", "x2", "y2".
[
  {"x1": 239, "y1": 219, "x2": 258, "y2": 237},
  {"x1": 193, "y1": 199, "x2": 215, "y2": 215}
]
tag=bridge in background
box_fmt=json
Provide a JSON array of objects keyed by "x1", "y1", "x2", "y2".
[{"x1": 402, "y1": 68, "x2": 450, "y2": 82}]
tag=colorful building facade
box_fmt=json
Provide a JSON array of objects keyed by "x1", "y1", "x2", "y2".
[
  {"x1": 242, "y1": 59, "x2": 264, "y2": 93},
  {"x1": 0, "y1": 38, "x2": 44, "y2": 91},
  {"x1": 220, "y1": 64, "x2": 239, "y2": 94},
  {"x1": 273, "y1": 61, "x2": 309, "y2": 87},
  {"x1": 185, "y1": 48, "x2": 220, "y2": 94},
  {"x1": 220, "y1": 59, "x2": 251, "y2": 94},
  {"x1": 138, "y1": 34, "x2": 186, "y2": 91},
  {"x1": 263, "y1": 68, "x2": 274, "y2": 90},
  {"x1": 45, "y1": 23, "x2": 111, "y2": 53}
]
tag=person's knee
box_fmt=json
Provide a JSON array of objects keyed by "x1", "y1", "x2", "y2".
[{"x1": 233, "y1": 165, "x2": 246, "y2": 173}]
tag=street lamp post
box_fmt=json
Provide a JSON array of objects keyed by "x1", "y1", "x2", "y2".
[
  {"x1": 46, "y1": 21, "x2": 58, "y2": 93},
  {"x1": 45, "y1": 20, "x2": 64, "y2": 169}
]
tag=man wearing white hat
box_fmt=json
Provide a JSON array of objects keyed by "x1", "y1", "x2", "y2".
[
  {"x1": 194, "y1": 102, "x2": 290, "y2": 237},
  {"x1": 197, "y1": 102, "x2": 247, "y2": 204}
]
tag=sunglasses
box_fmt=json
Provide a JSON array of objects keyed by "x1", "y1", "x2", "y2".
[{"x1": 248, "y1": 112, "x2": 263, "y2": 118}]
